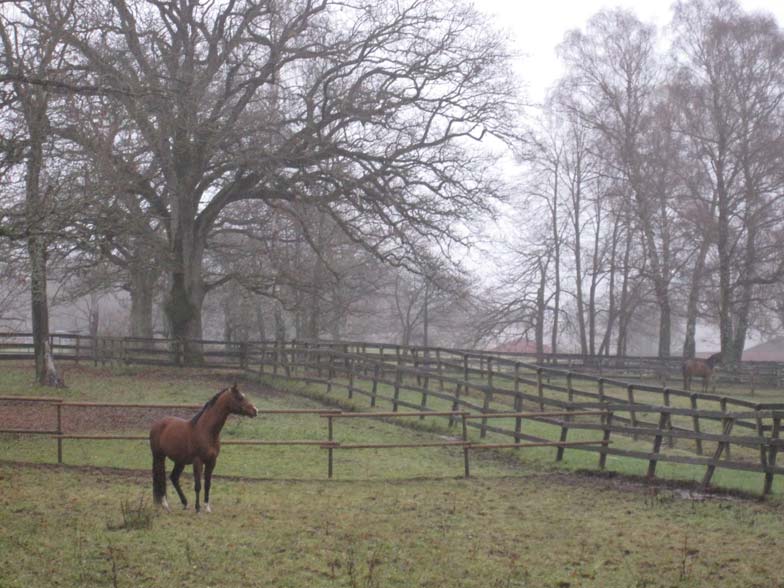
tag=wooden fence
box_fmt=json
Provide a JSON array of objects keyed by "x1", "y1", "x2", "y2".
[
  {"x1": 0, "y1": 396, "x2": 611, "y2": 480},
  {"x1": 1, "y1": 334, "x2": 783, "y2": 494},
  {"x1": 2, "y1": 332, "x2": 784, "y2": 387}
]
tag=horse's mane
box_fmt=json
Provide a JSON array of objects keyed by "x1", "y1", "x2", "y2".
[{"x1": 190, "y1": 389, "x2": 225, "y2": 425}]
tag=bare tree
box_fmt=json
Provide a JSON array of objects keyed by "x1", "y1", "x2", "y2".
[
  {"x1": 558, "y1": 9, "x2": 679, "y2": 357},
  {"x1": 46, "y1": 0, "x2": 519, "y2": 363},
  {"x1": 671, "y1": 0, "x2": 784, "y2": 361},
  {"x1": 0, "y1": 1, "x2": 76, "y2": 385}
]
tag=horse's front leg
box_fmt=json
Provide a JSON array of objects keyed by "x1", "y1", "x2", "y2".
[
  {"x1": 203, "y1": 458, "x2": 216, "y2": 513},
  {"x1": 193, "y1": 458, "x2": 203, "y2": 513}
]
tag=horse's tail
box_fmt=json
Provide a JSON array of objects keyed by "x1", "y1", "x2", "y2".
[{"x1": 150, "y1": 425, "x2": 167, "y2": 504}]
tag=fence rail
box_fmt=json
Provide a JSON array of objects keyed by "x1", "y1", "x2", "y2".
[
  {"x1": 2, "y1": 332, "x2": 784, "y2": 387},
  {"x1": 0, "y1": 399, "x2": 612, "y2": 480},
  {"x1": 1, "y1": 334, "x2": 782, "y2": 494}
]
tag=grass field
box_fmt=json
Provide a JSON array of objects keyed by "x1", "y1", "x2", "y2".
[{"x1": 1, "y1": 362, "x2": 784, "y2": 587}]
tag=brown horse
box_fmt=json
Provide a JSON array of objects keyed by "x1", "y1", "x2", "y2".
[
  {"x1": 149, "y1": 383, "x2": 257, "y2": 512},
  {"x1": 682, "y1": 352, "x2": 722, "y2": 393}
]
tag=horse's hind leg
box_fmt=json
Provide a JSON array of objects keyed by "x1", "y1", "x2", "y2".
[{"x1": 170, "y1": 462, "x2": 188, "y2": 509}]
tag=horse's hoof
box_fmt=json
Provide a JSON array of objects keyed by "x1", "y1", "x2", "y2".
[
  {"x1": 204, "y1": 503, "x2": 212, "y2": 513},
  {"x1": 161, "y1": 497, "x2": 171, "y2": 512}
]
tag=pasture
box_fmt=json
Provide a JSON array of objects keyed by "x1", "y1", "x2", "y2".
[{"x1": 1, "y1": 363, "x2": 783, "y2": 587}]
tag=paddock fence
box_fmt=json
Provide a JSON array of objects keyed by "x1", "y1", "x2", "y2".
[
  {"x1": 0, "y1": 334, "x2": 782, "y2": 495},
  {"x1": 0, "y1": 396, "x2": 611, "y2": 480}
]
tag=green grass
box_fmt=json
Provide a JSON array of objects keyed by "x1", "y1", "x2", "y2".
[
  {"x1": 2, "y1": 361, "x2": 779, "y2": 494},
  {"x1": 258, "y1": 371, "x2": 783, "y2": 497},
  {"x1": 2, "y1": 463, "x2": 784, "y2": 587},
  {"x1": 2, "y1": 363, "x2": 784, "y2": 587},
  {"x1": 0, "y1": 363, "x2": 511, "y2": 480}
]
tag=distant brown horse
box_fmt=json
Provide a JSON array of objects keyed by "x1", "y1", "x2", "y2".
[
  {"x1": 149, "y1": 383, "x2": 257, "y2": 512},
  {"x1": 682, "y1": 353, "x2": 722, "y2": 393}
]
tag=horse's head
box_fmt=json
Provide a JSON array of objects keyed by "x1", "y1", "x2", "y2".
[
  {"x1": 226, "y1": 383, "x2": 258, "y2": 417},
  {"x1": 707, "y1": 352, "x2": 723, "y2": 367}
]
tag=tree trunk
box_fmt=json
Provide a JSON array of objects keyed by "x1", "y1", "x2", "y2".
[
  {"x1": 715, "y1": 162, "x2": 736, "y2": 362},
  {"x1": 658, "y1": 297, "x2": 672, "y2": 358},
  {"x1": 550, "y1": 160, "x2": 561, "y2": 354},
  {"x1": 535, "y1": 259, "x2": 546, "y2": 355},
  {"x1": 274, "y1": 301, "x2": 286, "y2": 342},
  {"x1": 731, "y1": 211, "x2": 757, "y2": 364},
  {"x1": 683, "y1": 235, "x2": 711, "y2": 359},
  {"x1": 28, "y1": 234, "x2": 51, "y2": 385},
  {"x1": 571, "y1": 174, "x2": 588, "y2": 355},
  {"x1": 164, "y1": 269, "x2": 205, "y2": 364},
  {"x1": 25, "y1": 115, "x2": 60, "y2": 386},
  {"x1": 598, "y1": 216, "x2": 621, "y2": 356},
  {"x1": 587, "y1": 197, "x2": 603, "y2": 356},
  {"x1": 255, "y1": 302, "x2": 267, "y2": 341},
  {"x1": 129, "y1": 265, "x2": 156, "y2": 339},
  {"x1": 615, "y1": 228, "x2": 634, "y2": 356}
]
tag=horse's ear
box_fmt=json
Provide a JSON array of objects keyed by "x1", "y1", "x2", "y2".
[{"x1": 231, "y1": 382, "x2": 239, "y2": 392}]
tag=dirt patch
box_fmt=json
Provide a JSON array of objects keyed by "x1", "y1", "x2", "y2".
[
  {"x1": 0, "y1": 366, "x2": 281, "y2": 434},
  {"x1": 0, "y1": 399, "x2": 196, "y2": 433}
]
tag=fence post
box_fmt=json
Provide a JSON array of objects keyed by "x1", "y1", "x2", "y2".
[
  {"x1": 514, "y1": 363, "x2": 522, "y2": 443},
  {"x1": 598, "y1": 411, "x2": 614, "y2": 470},
  {"x1": 326, "y1": 352, "x2": 335, "y2": 394},
  {"x1": 370, "y1": 363, "x2": 380, "y2": 408},
  {"x1": 347, "y1": 357, "x2": 355, "y2": 399},
  {"x1": 461, "y1": 413, "x2": 470, "y2": 478},
  {"x1": 627, "y1": 384, "x2": 638, "y2": 440},
  {"x1": 702, "y1": 416, "x2": 734, "y2": 489},
  {"x1": 555, "y1": 409, "x2": 572, "y2": 462},
  {"x1": 720, "y1": 397, "x2": 731, "y2": 457},
  {"x1": 463, "y1": 353, "x2": 469, "y2": 384},
  {"x1": 763, "y1": 416, "x2": 781, "y2": 496},
  {"x1": 75, "y1": 336, "x2": 80, "y2": 364},
  {"x1": 566, "y1": 372, "x2": 573, "y2": 403},
  {"x1": 663, "y1": 388, "x2": 674, "y2": 447},
  {"x1": 755, "y1": 404, "x2": 767, "y2": 468},
  {"x1": 480, "y1": 389, "x2": 492, "y2": 438},
  {"x1": 449, "y1": 384, "x2": 462, "y2": 428},
  {"x1": 436, "y1": 349, "x2": 444, "y2": 391},
  {"x1": 598, "y1": 377, "x2": 605, "y2": 405},
  {"x1": 487, "y1": 357, "x2": 493, "y2": 390},
  {"x1": 56, "y1": 401, "x2": 63, "y2": 464},
  {"x1": 646, "y1": 411, "x2": 670, "y2": 479},
  {"x1": 690, "y1": 394, "x2": 703, "y2": 455},
  {"x1": 537, "y1": 368, "x2": 544, "y2": 410},
  {"x1": 327, "y1": 415, "x2": 334, "y2": 480},
  {"x1": 392, "y1": 368, "x2": 401, "y2": 412},
  {"x1": 419, "y1": 373, "x2": 429, "y2": 420}
]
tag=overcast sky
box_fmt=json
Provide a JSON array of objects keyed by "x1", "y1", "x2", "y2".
[{"x1": 474, "y1": 0, "x2": 784, "y2": 103}]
